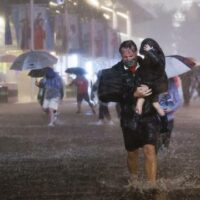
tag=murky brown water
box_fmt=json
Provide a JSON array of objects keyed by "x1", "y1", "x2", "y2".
[{"x1": 0, "y1": 100, "x2": 199, "y2": 199}]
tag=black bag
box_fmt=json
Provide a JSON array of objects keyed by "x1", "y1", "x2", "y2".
[{"x1": 98, "y1": 68, "x2": 124, "y2": 102}]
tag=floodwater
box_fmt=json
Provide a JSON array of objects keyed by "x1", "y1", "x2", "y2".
[{"x1": 0, "y1": 99, "x2": 199, "y2": 200}]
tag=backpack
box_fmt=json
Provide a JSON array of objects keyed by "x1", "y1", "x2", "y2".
[{"x1": 98, "y1": 68, "x2": 124, "y2": 102}]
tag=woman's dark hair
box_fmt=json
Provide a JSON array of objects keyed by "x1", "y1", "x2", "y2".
[
  {"x1": 139, "y1": 38, "x2": 164, "y2": 55},
  {"x1": 119, "y1": 40, "x2": 137, "y2": 54},
  {"x1": 139, "y1": 38, "x2": 165, "y2": 65}
]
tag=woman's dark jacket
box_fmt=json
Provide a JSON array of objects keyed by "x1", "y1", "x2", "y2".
[{"x1": 136, "y1": 50, "x2": 168, "y2": 95}]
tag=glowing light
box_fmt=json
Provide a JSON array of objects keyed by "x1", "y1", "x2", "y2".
[
  {"x1": 182, "y1": 0, "x2": 193, "y2": 4},
  {"x1": 0, "y1": 16, "x2": 5, "y2": 27},
  {"x1": 173, "y1": 10, "x2": 185, "y2": 27},
  {"x1": 50, "y1": 51, "x2": 56, "y2": 56},
  {"x1": 57, "y1": 0, "x2": 64, "y2": 4},
  {"x1": 104, "y1": 0, "x2": 113, "y2": 7},
  {"x1": 138, "y1": 37, "x2": 144, "y2": 42},
  {"x1": 49, "y1": 1, "x2": 58, "y2": 7},
  {"x1": 101, "y1": 5, "x2": 113, "y2": 12},
  {"x1": 85, "y1": 61, "x2": 93, "y2": 80},
  {"x1": 116, "y1": 11, "x2": 128, "y2": 19},
  {"x1": 68, "y1": 54, "x2": 78, "y2": 68},
  {"x1": 86, "y1": 0, "x2": 100, "y2": 8},
  {"x1": 181, "y1": 0, "x2": 193, "y2": 10},
  {"x1": 173, "y1": 21, "x2": 181, "y2": 27},
  {"x1": 103, "y1": 13, "x2": 110, "y2": 20}
]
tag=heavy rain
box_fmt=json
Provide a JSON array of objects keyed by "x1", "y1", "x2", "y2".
[{"x1": 0, "y1": 0, "x2": 200, "y2": 199}]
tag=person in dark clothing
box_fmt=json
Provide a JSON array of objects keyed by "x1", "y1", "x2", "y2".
[
  {"x1": 97, "y1": 101, "x2": 113, "y2": 125},
  {"x1": 111, "y1": 40, "x2": 160, "y2": 186},
  {"x1": 158, "y1": 76, "x2": 183, "y2": 150},
  {"x1": 36, "y1": 78, "x2": 46, "y2": 107},
  {"x1": 180, "y1": 71, "x2": 193, "y2": 106},
  {"x1": 135, "y1": 38, "x2": 168, "y2": 133},
  {"x1": 92, "y1": 72, "x2": 113, "y2": 125}
]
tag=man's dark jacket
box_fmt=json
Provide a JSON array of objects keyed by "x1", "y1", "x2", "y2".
[{"x1": 112, "y1": 60, "x2": 158, "y2": 129}]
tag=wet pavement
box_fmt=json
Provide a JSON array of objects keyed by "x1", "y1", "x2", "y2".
[{"x1": 0, "y1": 99, "x2": 200, "y2": 200}]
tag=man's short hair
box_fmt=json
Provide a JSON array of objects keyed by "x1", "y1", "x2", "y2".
[{"x1": 119, "y1": 40, "x2": 137, "y2": 54}]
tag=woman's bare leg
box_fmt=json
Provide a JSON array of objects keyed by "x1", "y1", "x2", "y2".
[{"x1": 136, "y1": 98, "x2": 145, "y2": 114}]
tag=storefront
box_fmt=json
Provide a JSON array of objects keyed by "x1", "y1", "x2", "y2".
[{"x1": 0, "y1": 50, "x2": 38, "y2": 103}]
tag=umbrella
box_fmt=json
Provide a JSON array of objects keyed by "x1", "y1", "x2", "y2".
[
  {"x1": 28, "y1": 67, "x2": 49, "y2": 78},
  {"x1": 10, "y1": 50, "x2": 58, "y2": 71},
  {"x1": 65, "y1": 67, "x2": 86, "y2": 75},
  {"x1": 165, "y1": 55, "x2": 196, "y2": 78}
]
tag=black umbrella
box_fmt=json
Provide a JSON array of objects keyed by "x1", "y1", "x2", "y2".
[
  {"x1": 28, "y1": 67, "x2": 49, "y2": 78},
  {"x1": 65, "y1": 67, "x2": 86, "y2": 75}
]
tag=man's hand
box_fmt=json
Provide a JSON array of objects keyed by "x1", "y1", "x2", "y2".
[
  {"x1": 133, "y1": 84, "x2": 152, "y2": 98},
  {"x1": 143, "y1": 44, "x2": 153, "y2": 52}
]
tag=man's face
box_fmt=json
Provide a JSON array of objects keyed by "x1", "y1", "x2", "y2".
[
  {"x1": 121, "y1": 48, "x2": 137, "y2": 67},
  {"x1": 121, "y1": 48, "x2": 137, "y2": 61}
]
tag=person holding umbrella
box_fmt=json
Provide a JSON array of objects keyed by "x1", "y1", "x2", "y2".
[
  {"x1": 36, "y1": 67, "x2": 64, "y2": 127},
  {"x1": 165, "y1": 55, "x2": 196, "y2": 107},
  {"x1": 157, "y1": 55, "x2": 195, "y2": 150},
  {"x1": 92, "y1": 71, "x2": 113, "y2": 125},
  {"x1": 28, "y1": 67, "x2": 50, "y2": 107},
  {"x1": 66, "y1": 68, "x2": 96, "y2": 115},
  {"x1": 158, "y1": 76, "x2": 183, "y2": 150},
  {"x1": 69, "y1": 74, "x2": 96, "y2": 114},
  {"x1": 10, "y1": 50, "x2": 61, "y2": 126}
]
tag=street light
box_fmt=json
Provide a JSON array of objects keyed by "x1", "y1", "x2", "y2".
[
  {"x1": 0, "y1": 17, "x2": 5, "y2": 47},
  {"x1": 85, "y1": 0, "x2": 100, "y2": 8},
  {"x1": 0, "y1": 17, "x2": 5, "y2": 27},
  {"x1": 100, "y1": 5, "x2": 131, "y2": 37},
  {"x1": 103, "y1": 13, "x2": 111, "y2": 20},
  {"x1": 49, "y1": 1, "x2": 58, "y2": 7}
]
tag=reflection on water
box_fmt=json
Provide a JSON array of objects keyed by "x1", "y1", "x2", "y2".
[
  {"x1": 0, "y1": 102, "x2": 199, "y2": 200},
  {"x1": 121, "y1": 167, "x2": 200, "y2": 200},
  {"x1": 122, "y1": 176, "x2": 200, "y2": 200},
  {"x1": 98, "y1": 174, "x2": 200, "y2": 200}
]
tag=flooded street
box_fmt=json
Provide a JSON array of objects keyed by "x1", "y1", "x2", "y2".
[
  {"x1": 1, "y1": 0, "x2": 200, "y2": 199},
  {"x1": 0, "y1": 99, "x2": 200, "y2": 200}
]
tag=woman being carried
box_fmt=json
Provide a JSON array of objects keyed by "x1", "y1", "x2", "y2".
[{"x1": 135, "y1": 38, "x2": 168, "y2": 133}]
